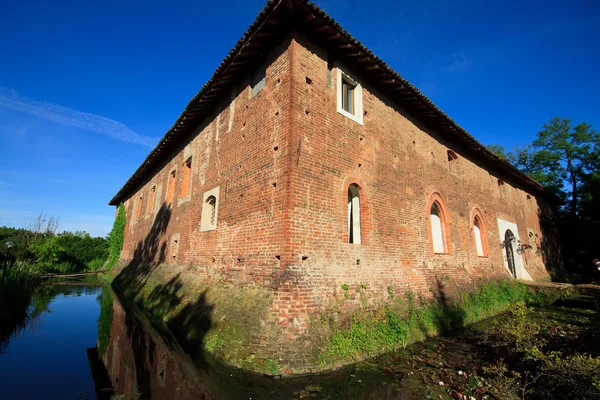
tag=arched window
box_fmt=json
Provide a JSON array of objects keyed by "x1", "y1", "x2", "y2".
[
  {"x1": 200, "y1": 186, "x2": 220, "y2": 232},
  {"x1": 427, "y1": 193, "x2": 450, "y2": 254},
  {"x1": 474, "y1": 216, "x2": 485, "y2": 256},
  {"x1": 430, "y1": 202, "x2": 445, "y2": 253},
  {"x1": 206, "y1": 196, "x2": 216, "y2": 225},
  {"x1": 348, "y1": 184, "x2": 361, "y2": 244}
]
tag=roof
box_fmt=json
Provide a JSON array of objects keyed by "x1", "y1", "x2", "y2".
[{"x1": 109, "y1": 0, "x2": 544, "y2": 206}]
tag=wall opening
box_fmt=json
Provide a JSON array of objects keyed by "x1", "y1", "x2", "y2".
[
  {"x1": 430, "y1": 202, "x2": 446, "y2": 253},
  {"x1": 147, "y1": 186, "x2": 156, "y2": 215},
  {"x1": 200, "y1": 186, "x2": 220, "y2": 232},
  {"x1": 135, "y1": 196, "x2": 143, "y2": 222},
  {"x1": 180, "y1": 158, "x2": 192, "y2": 198},
  {"x1": 504, "y1": 229, "x2": 517, "y2": 277},
  {"x1": 474, "y1": 216, "x2": 486, "y2": 256},
  {"x1": 166, "y1": 170, "x2": 176, "y2": 205},
  {"x1": 347, "y1": 184, "x2": 361, "y2": 244},
  {"x1": 251, "y1": 68, "x2": 266, "y2": 98}
]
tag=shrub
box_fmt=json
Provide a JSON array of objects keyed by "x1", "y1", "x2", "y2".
[
  {"x1": 86, "y1": 258, "x2": 106, "y2": 271},
  {"x1": 106, "y1": 204, "x2": 126, "y2": 270}
]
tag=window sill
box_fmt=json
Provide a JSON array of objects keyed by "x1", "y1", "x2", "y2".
[
  {"x1": 336, "y1": 108, "x2": 363, "y2": 125},
  {"x1": 177, "y1": 195, "x2": 191, "y2": 207},
  {"x1": 200, "y1": 225, "x2": 217, "y2": 233}
]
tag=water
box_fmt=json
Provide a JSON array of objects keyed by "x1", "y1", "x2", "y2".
[
  {"x1": 0, "y1": 285, "x2": 103, "y2": 400},
  {"x1": 3, "y1": 284, "x2": 596, "y2": 399},
  {"x1": 0, "y1": 284, "x2": 421, "y2": 399}
]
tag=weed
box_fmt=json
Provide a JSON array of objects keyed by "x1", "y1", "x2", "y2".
[
  {"x1": 263, "y1": 358, "x2": 280, "y2": 375},
  {"x1": 341, "y1": 284, "x2": 350, "y2": 299},
  {"x1": 204, "y1": 334, "x2": 224, "y2": 352},
  {"x1": 319, "y1": 279, "x2": 559, "y2": 364}
]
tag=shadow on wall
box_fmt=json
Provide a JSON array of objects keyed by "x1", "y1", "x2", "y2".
[
  {"x1": 112, "y1": 202, "x2": 215, "y2": 397},
  {"x1": 537, "y1": 203, "x2": 565, "y2": 281}
]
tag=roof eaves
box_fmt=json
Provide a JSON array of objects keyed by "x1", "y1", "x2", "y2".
[
  {"x1": 109, "y1": 0, "x2": 544, "y2": 206},
  {"x1": 109, "y1": 0, "x2": 284, "y2": 205}
]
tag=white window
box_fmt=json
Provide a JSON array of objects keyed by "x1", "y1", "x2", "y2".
[
  {"x1": 474, "y1": 217, "x2": 485, "y2": 256},
  {"x1": 200, "y1": 186, "x2": 220, "y2": 231},
  {"x1": 430, "y1": 203, "x2": 445, "y2": 253},
  {"x1": 337, "y1": 69, "x2": 363, "y2": 124},
  {"x1": 347, "y1": 184, "x2": 361, "y2": 244}
]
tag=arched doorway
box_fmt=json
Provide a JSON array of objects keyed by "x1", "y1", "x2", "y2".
[{"x1": 504, "y1": 229, "x2": 517, "y2": 278}]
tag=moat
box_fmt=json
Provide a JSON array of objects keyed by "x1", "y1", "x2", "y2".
[{"x1": 0, "y1": 283, "x2": 598, "y2": 399}]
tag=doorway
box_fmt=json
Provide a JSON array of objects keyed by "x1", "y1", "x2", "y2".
[{"x1": 504, "y1": 229, "x2": 517, "y2": 278}]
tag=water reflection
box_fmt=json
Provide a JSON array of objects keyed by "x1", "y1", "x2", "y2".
[
  {"x1": 101, "y1": 289, "x2": 426, "y2": 400},
  {"x1": 0, "y1": 285, "x2": 103, "y2": 400}
]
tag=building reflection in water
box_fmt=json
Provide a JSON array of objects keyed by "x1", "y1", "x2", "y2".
[{"x1": 99, "y1": 288, "x2": 413, "y2": 400}]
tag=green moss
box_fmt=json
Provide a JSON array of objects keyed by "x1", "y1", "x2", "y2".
[
  {"x1": 114, "y1": 266, "x2": 274, "y2": 371},
  {"x1": 318, "y1": 279, "x2": 568, "y2": 365}
]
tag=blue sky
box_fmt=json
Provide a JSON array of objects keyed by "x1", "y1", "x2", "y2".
[{"x1": 0, "y1": 0, "x2": 598, "y2": 237}]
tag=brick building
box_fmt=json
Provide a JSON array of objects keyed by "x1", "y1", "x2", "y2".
[{"x1": 109, "y1": 0, "x2": 559, "y2": 372}]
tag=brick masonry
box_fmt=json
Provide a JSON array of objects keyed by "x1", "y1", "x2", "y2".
[{"x1": 115, "y1": 32, "x2": 556, "y2": 368}]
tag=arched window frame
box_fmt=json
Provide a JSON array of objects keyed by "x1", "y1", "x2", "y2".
[
  {"x1": 347, "y1": 183, "x2": 361, "y2": 244},
  {"x1": 471, "y1": 208, "x2": 489, "y2": 257},
  {"x1": 200, "y1": 186, "x2": 220, "y2": 232},
  {"x1": 426, "y1": 193, "x2": 451, "y2": 254}
]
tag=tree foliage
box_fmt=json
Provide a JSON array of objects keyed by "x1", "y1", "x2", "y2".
[
  {"x1": 106, "y1": 204, "x2": 126, "y2": 270},
  {"x1": 488, "y1": 117, "x2": 600, "y2": 279},
  {"x1": 0, "y1": 218, "x2": 109, "y2": 273}
]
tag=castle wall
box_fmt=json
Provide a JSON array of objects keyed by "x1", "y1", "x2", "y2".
[
  {"x1": 113, "y1": 32, "x2": 555, "y2": 374},
  {"x1": 272, "y1": 33, "x2": 551, "y2": 338},
  {"x1": 119, "y1": 38, "x2": 294, "y2": 288}
]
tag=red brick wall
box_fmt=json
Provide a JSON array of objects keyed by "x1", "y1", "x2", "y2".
[
  {"x1": 120, "y1": 37, "x2": 294, "y2": 287},
  {"x1": 273, "y1": 33, "x2": 552, "y2": 335},
  {"x1": 116, "y1": 32, "x2": 553, "y2": 351}
]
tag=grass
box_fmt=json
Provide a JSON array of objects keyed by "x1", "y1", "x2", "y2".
[
  {"x1": 0, "y1": 260, "x2": 40, "y2": 349},
  {"x1": 319, "y1": 279, "x2": 570, "y2": 365}
]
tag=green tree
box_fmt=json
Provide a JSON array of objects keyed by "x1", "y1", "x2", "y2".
[
  {"x1": 488, "y1": 117, "x2": 599, "y2": 279},
  {"x1": 487, "y1": 144, "x2": 509, "y2": 160},
  {"x1": 533, "y1": 117, "x2": 598, "y2": 218}
]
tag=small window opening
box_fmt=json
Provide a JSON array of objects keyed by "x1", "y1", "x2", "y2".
[
  {"x1": 200, "y1": 187, "x2": 220, "y2": 232},
  {"x1": 207, "y1": 196, "x2": 216, "y2": 225},
  {"x1": 147, "y1": 186, "x2": 156, "y2": 214},
  {"x1": 347, "y1": 184, "x2": 361, "y2": 244},
  {"x1": 430, "y1": 202, "x2": 446, "y2": 253},
  {"x1": 166, "y1": 170, "x2": 176, "y2": 205},
  {"x1": 341, "y1": 76, "x2": 356, "y2": 114},
  {"x1": 180, "y1": 158, "x2": 192, "y2": 198},
  {"x1": 473, "y1": 216, "x2": 485, "y2": 256},
  {"x1": 251, "y1": 68, "x2": 266, "y2": 98},
  {"x1": 447, "y1": 150, "x2": 458, "y2": 161},
  {"x1": 136, "y1": 196, "x2": 143, "y2": 221}
]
